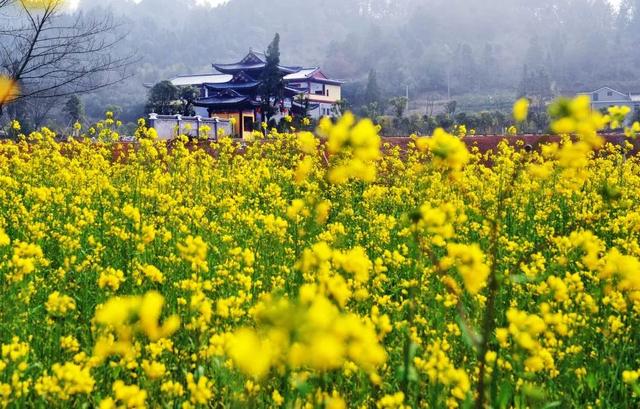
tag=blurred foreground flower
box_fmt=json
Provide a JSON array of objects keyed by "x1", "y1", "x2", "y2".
[
  {"x1": 21, "y1": 0, "x2": 65, "y2": 9},
  {"x1": 227, "y1": 291, "x2": 386, "y2": 381},
  {"x1": 0, "y1": 76, "x2": 19, "y2": 105},
  {"x1": 415, "y1": 128, "x2": 470, "y2": 172},
  {"x1": 93, "y1": 291, "x2": 180, "y2": 361},
  {"x1": 513, "y1": 98, "x2": 530, "y2": 122},
  {"x1": 317, "y1": 112, "x2": 381, "y2": 184}
]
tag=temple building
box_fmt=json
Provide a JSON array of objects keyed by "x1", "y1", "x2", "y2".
[{"x1": 170, "y1": 50, "x2": 343, "y2": 138}]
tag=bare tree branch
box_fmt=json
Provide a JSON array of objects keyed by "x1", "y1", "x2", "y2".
[{"x1": 0, "y1": 0, "x2": 138, "y2": 118}]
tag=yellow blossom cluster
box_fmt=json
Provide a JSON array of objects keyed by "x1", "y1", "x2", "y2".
[
  {"x1": 318, "y1": 112, "x2": 381, "y2": 184},
  {"x1": 227, "y1": 292, "x2": 387, "y2": 380},
  {"x1": 414, "y1": 340, "x2": 470, "y2": 402},
  {"x1": 415, "y1": 128, "x2": 470, "y2": 172},
  {"x1": 45, "y1": 291, "x2": 76, "y2": 317}
]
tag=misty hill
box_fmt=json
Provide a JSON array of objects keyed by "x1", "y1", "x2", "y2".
[{"x1": 79, "y1": 0, "x2": 640, "y2": 122}]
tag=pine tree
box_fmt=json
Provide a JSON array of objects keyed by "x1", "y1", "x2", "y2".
[
  {"x1": 364, "y1": 69, "x2": 381, "y2": 106},
  {"x1": 259, "y1": 33, "x2": 283, "y2": 121},
  {"x1": 63, "y1": 95, "x2": 85, "y2": 124}
]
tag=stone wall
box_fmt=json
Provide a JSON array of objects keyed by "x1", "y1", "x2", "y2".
[{"x1": 148, "y1": 114, "x2": 232, "y2": 140}]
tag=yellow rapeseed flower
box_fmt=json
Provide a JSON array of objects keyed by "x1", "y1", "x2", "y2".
[
  {"x1": 513, "y1": 98, "x2": 530, "y2": 122},
  {"x1": 416, "y1": 128, "x2": 470, "y2": 172}
]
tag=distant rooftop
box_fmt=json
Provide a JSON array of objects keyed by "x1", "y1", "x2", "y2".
[
  {"x1": 213, "y1": 50, "x2": 302, "y2": 74},
  {"x1": 170, "y1": 73, "x2": 232, "y2": 87},
  {"x1": 283, "y1": 68, "x2": 320, "y2": 81},
  {"x1": 578, "y1": 86, "x2": 640, "y2": 103},
  {"x1": 284, "y1": 67, "x2": 344, "y2": 85}
]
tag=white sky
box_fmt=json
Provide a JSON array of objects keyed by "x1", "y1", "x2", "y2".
[
  {"x1": 66, "y1": 0, "x2": 621, "y2": 12},
  {"x1": 610, "y1": 0, "x2": 622, "y2": 9},
  {"x1": 195, "y1": 0, "x2": 228, "y2": 5},
  {"x1": 66, "y1": 0, "x2": 228, "y2": 10}
]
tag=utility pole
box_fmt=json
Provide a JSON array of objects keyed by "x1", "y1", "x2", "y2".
[
  {"x1": 447, "y1": 68, "x2": 451, "y2": 101},
  {"x1": 406, "y1": 85, "x2": 409, "y2": 117}
]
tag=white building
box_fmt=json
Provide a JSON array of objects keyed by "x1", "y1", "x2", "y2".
[
  {"x1": 578, "y1": 86, "x2": 640, "y2": 123},
  {"x1": 283, "y1": 67, "x2": 344, "y2": 119}
]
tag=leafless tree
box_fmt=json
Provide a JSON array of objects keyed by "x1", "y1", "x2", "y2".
[
  {"x1": 0, "y1": 0, "x2": 137, "y2": 121},
  {"x1": 425, "y1": 96, "x2": 435, "y2": 118}
]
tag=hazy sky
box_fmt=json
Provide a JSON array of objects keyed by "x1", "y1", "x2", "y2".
[
  {"x1": 68, "y1": 0, "x2": 228, "y2": 8},
  {"x1": 67, "y1": 0, "x2": 621, "y2": 12},
  {"x1": 195, "y1": 0, "x2": 228, "y2": 5}
]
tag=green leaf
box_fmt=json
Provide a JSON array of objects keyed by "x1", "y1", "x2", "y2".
[
  {"x1": 586, "y1": 373, "x2": 597, "y2": 391},
  {"x1": 497, "y1": 381, "x2": 514, "y2": 409},
  {"x1": 409, "y1": 342, "x2": 419, "y2": 360},
  {"x1": 408, "y1": 366, "x2": 419, "y2": 382},
  {"x1": 295, "y1": 381, "x2": 312, "y2": 396},
  {"x1": 522, "y1": 384, "x2": 546, "y2": 401},
  {"x1": 456, "y1": 314, "x2": 481, "y2": 350}
]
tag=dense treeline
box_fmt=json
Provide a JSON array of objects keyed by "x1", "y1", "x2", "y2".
[{"x1": 7, "y1": 0, "x2": 640, "y2": 132}]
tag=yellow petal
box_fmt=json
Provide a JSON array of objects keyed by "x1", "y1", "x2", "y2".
[{"x1": 0, "y1": 76, "x2": 19, "y2": 105}]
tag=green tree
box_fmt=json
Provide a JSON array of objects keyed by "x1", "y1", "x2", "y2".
[
  {"x1": 178, "y1": 86, "x2": 199, "y2": 116},
  {"x1": 333, "y1": 99, "x2": 350, "y2": 117},
  {"x1": 445, "y1": 100, "x2": 458, "y2": 115},
  {"x1": 518, "y1": 65, "x2": 553, "y2": 129},
  {"x1": 362, "y1": 102, "x2": 380, "y2": 121},
  {"x1": 63, "y1": 95, "x2": 85, "y2": 124},
  {"x1": 294, "y1": 93, "x2": 311, "y2": 123},
  {"x1": 146, "y1": 81, "x2": 179, "y2": 115},
  {"x1": 259, "y1": 33, "x2": 284, "y2": 121},
  {"x1": 389, "y1": 96, "x2": 408, "y2": 119},
  {"x1": 435, "y1": 113, "x2": 454, "y2": 130},
  {"x1": 364, "y1": 69, "x2": 381, "y2": 106}
]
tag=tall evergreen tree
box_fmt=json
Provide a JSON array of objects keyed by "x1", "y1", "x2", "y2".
[
  {"x1": 64, "y1": 95, "x2": 85, "y2": 125},
  {"x1": 259, "y1": 33, "x2": 283, "y2": 122},
  {"x1": 364, "y1": 69, "x2": 381, "y2": 106},
  {"x1": 480, "y1": 43, "x2": 499, "y2": 89}
]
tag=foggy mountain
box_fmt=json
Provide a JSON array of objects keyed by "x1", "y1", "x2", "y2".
[{"x1": 77, "y1": 0, "x2": 640, "y2": 122}]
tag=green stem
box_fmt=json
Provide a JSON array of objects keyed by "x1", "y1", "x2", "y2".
[
  {"x1": 401, "y1": 288, "x2": 416, "y2": 402},
  {"x1": 475, "y1": 159, "x2": 522, "y2": 409}
]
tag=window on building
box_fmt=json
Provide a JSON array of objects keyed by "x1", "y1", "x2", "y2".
[
  {"x1": 326, "y1": 89, "x2": 329, "y2": 97},
  {"x1": 607, "y1": 91, "x2": 613, "y2": 97},
  {"x1": 593, "y1": 92, "x2": 599, "y2": 102}
]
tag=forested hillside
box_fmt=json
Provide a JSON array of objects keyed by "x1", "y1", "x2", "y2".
[{"x1": 23, "y1": 0, "x2": 640, "y2": 123}]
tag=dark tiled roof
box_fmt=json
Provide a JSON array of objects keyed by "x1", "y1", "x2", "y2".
[
  {"x1": 205, "y1": 82, "x2": 260, "y2": 91},
  {"x1": 194, "y1": 96, "x2": 249, "y2": 105}
]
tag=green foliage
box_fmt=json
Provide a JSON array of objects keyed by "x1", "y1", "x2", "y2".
[
  {"x1": 259, "y1": 33, "x2": 284, "y2": 121},
  {"x1": 364, "y1": 69, "x2": 381, "y2": 107},
  {"x1": 146, "y1": 81, "x2": 179, "y2": 115},
  {"x1": 145, "y1": 81, "x2": 197, "y2": 116},
  {"x1": 389, "y1": 96, "x2": 409, "y2": 119},
  {"x1": 445, "y1": 100, "x2": 458, "y2": 115},
  {"x1": 63, "y1": 95, "x2": 85, "y2": 124}
]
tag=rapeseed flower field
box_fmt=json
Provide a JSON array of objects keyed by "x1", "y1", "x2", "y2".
[{"x1": 0, "y1": 98, "x2": 639, "y2": 408}]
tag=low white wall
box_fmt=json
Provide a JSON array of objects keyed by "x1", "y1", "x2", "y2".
[{"x1": 148, "y1": 114, "x2": 232, "y2": 140}]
